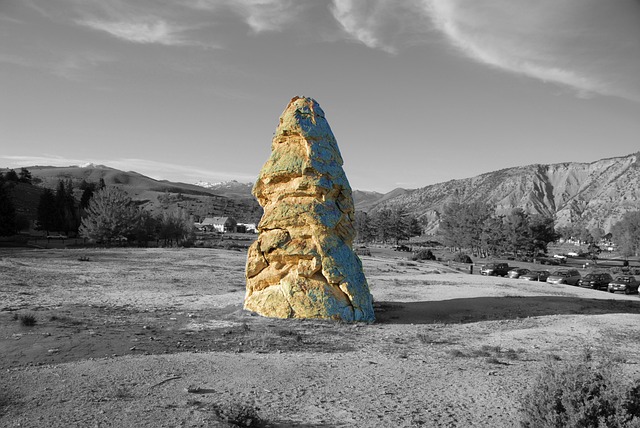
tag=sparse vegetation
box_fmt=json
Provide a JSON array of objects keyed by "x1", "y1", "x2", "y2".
[
  {"x1": 205, "y1": 400, "x2": 268, "y2": 427},
  {"x1": 111, "y1": 385, "x2": 134, "y2": 401},
  {"x1": 18, "y1": 313, "x2": 37, "y2": 327},
  {"x1": 3, "y1": 246, "x2": 640, "y2": 426},
  {"x1": 0, "y1": 390, "x2": 13, "y2": 417},
  {"x1": 452, "y1": 252, "x2": 472, "y2": 264},
  {"x1": 446, "y1": 345, "x2": 523, "y2": 362},
  {"x1": 520, "y1": 350, "x2": 640, "y2": 428},
  {"x1": 411, "y1": 249, "x2": 436, "y2": 261}
]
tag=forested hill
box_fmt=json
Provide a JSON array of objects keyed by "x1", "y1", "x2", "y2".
[
  {"x1": 5, "y1": 165, "x2": 262, "y2": 224},
  {"x1": 357, "y1": 153, "x2": 640, "y2": 233}
]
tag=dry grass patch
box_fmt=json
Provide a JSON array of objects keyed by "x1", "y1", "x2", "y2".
[
  {"x1": 14, "y1": 312, "x2": 37, "y2": 326},
  {"x1": 446, "y1": 345, "x2": 525, "y2": 364}
]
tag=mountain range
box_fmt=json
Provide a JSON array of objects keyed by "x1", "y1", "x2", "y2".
[
  {"x1": 356, "y1": 152, "x2": 640, "y2": 233},
  {"x1": 7, "y1": 152, "x2": 640, "y2": 233}
]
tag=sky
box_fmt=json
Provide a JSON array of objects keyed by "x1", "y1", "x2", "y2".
[{"x1": 1, "y1": 0, "x2": 639, "y2": 193}]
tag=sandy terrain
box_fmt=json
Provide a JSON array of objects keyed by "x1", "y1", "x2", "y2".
[{"x1": 2, "y1": 247, "x2": 640, "y2": 427}]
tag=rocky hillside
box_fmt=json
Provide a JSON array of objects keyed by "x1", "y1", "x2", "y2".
[{"x1": 360, "y1": 153, "x2": 640, "y2": 233}]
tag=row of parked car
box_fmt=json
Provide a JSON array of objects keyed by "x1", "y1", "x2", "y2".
[{"x1": 480, "y1": 263, "x2": 640, "y2": 294}]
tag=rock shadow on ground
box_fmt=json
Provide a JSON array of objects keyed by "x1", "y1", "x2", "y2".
[{"x1": 375, "y1": 296, "x2": 640, "y2": 324}]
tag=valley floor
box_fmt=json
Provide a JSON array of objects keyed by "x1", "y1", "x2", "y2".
[{"x1": 2, "y1": 248, "x2": 640, "y2": 427}]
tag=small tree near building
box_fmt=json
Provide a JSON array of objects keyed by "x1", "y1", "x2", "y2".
[{"x1": 79, "y1": 187, "x2": 140, "y2": 245}]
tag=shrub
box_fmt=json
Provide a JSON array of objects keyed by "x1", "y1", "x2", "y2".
[
  {"x1": 0, "y1": 389, "x2": 12, "y2": 416},
  {"x1": 411, "y1": 249, "x2": 436, "y2": 261},
  {"x1": 209, "y1": 401, "x2": 266, "y2": 427},
  {"x1": 520, "y1": 351, "x2": 640, "y2": 428},
  {"x1": 19, "y1": 313, "x2": 37, "y2": 326},
  {"x1": 452, "y1": 253, "x2": 473, "y2": 264}
]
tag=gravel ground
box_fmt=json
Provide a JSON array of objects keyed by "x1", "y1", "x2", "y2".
[{"x1": 2, "y1": 247, "x2": 640, "y2": 427}]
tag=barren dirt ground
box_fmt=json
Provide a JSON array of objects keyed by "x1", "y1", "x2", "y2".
[{"x1": 3, "y1": 248, "x2": 640, "y2": 427}]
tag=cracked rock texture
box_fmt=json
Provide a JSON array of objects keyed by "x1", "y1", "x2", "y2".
[{"x1": 244, "y1": 96, "x2": 375, "y2": 322}]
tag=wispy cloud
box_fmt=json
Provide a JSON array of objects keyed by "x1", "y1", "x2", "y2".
[
  {"x1": 424, "y1": 0, "x2": 603, "y2": 97},
  {"x1": 0, "y1": 156, "x2": 256, "y2": 184},
  {"x1": 189, "y1": 0, "x2": 305, "y2": 33},
  {"x1": 73, "y1": 0, "x2": 306, "y2": 47},
  {"x1": 0, "y1": 14, "x2": 23, "y2": 24},
  {"x1": 78, "y1": 18, "x2": 188, "y2": 46},
  {"x1": 330, "y1": 0, "x2": 640, "y2": 101},
  {"x1": 330, "y1": 0, "x2": 429, "y2": 53},
  {"x1": 0, "y1": 53, "x2": 32, "y2": 68},
  {"x1": 51, "y1": 52, "x2": 115, "y2": 80},
  {"x1": 0, "y1": 50, "x2": 113, "y2": 81}
]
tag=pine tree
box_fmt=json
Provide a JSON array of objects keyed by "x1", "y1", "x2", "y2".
[
  {"x1": 0, "y1": 182, "x2": 16, "y2": 236},
  {"x1": 80, "y1": 186, "x2": 95, "y2": 209},
  {"x1": 4, "y1": 169, "x2": 18, "y2": 182},
  {"x1": 529, "y1": 215, "x2": 558, "y2": 255},
  {"x1": 354, "y1": 211, "x2": 374, "y2": 242},
  {"x1": 36, "y1": 188, "x2": 57, "y2": 233},
  {"x1": 481, "y1": 215, "x2": 506, "y2": 256},
  {"x1": 18, "y1": 168, "x2": 32, "y2": 184},
  {"x1": 52, "y1": 180, "x2": 78, "y2": 234},
  {"x1": 503, "y1": 208, "x2": 532, "y2": 256}
]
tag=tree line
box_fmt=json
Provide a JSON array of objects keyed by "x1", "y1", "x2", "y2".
[
  {"x1": 78, "y1": 186, "x2": 195, "y2": 246},
  {"x1": 37, "y1": 180, "x2": 82, "y2": 235},
  {"x1": 355, "y1": 208, "x2": 422, "y2": 244},
  {"x1": 0, "y1": 168, "x2": 195, "y2": 246},
  {"x1": 0, "y1": 169, "x2": 34, "y2": 236},
  {"x1": 437, "y1": 202, "x2": 558, "y2": 257}
]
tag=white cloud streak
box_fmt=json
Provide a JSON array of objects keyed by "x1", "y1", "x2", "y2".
[
  {"x1": 78, "y1": 18, "x2": 187, "y2": 46},
  {"x1": 51, "y1": 52, "x2": 115, "y2": 80},
  {"x1": 330, "y1": 0, "x2": 429, "y2": 53},
  {"x1": 188, "y1": 0, "x2": 304, "y2": 33}
]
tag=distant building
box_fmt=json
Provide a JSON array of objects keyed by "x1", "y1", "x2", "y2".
[
  {"x1": 197, "y1": 216, "x2": 237, "y2": 233},
  {"x1": 236, "y1": 223, "x2": 257, "y2": 233}
]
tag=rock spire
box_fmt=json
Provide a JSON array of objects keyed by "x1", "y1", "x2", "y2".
[{"x1": 244, "y1": 96, "x2": 375, "y2": 322}]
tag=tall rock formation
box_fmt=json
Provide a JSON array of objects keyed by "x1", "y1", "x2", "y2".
[{"x1": 244, "y1": 97, "x2": 375, "y2": 322}]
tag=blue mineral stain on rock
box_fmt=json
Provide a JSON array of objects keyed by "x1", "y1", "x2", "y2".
[{"x1": 259, "y1": 200, "x2": 343, "y2": 230}]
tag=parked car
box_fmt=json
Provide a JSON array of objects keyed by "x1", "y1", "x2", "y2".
[
  {"x1": 547, "y1": 269, "x2": 582, "y2": 285},
  {"x1": 481, "y1": 263, "x2": 510, "y2": 276},
  {"x1": 553, "y1": 254, "x2": 567, "y2": 261},
  {"x1": 354, "y1": 246, "x2": 371, "y2": 256},
  {"x1": 521, "y1": 270, "x2": 551, "y2": 282},
  {"x1": 507, "y1": 268, "x2": 530, "y2": 279},
  {"x1": 607, "y1": 276, "x2": 640, "y2": 295},
  {"x1": 393, "y1": 245, "x2": 412, "y2": 252},
  {"x1": 577, "y1": 273, "x2": 613, "y2": 290}
]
